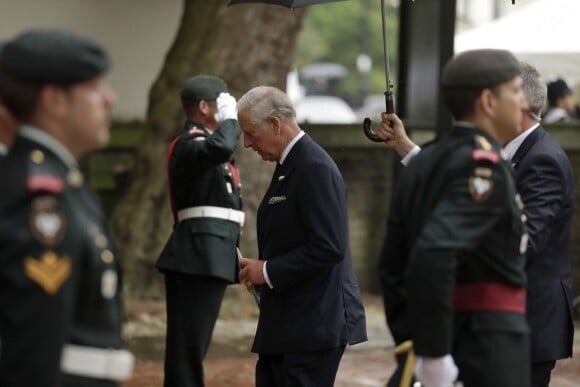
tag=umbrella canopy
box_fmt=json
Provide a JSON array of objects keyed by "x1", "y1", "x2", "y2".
[
  {"x1": 229, "y1": 0, "x2": 348, "y2": 8},
  {"x1": 229, "y1": 0, "x2": 398, "y2": 142}
]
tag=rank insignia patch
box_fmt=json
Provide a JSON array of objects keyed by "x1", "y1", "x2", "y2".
[
  {"x1": 469, "y1": 176, "x2": 493, "y2": 202},
  {"x1": 24, "y1": 251, "x2": 71, "y2": 295},
  {"x1": 29, "y1": 197, "x2": 65, "y2": 247}
]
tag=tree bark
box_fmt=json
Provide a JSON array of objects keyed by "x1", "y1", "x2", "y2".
[{"x1": 110, "y1": 1, "x2": 306, "y2": 299}]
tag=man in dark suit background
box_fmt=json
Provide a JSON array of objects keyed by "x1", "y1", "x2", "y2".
[
  {"x1": 505, "y1": 63, "x2": 575, "y2": 387},
  {"x1": 378, "y1": 62, "x2": 575, "y2": 387},
  {"x1": 236, "y1": 86, "x2": 367, "y2": 387},
  {"x1": 156, "y1": 75, "x2": 244, "y2": 387}
]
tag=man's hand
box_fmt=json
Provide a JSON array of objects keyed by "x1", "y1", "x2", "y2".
[
  {"x1": 215, "y1": 92, "x2": 237, "y2": 123},
  {"x1": 414, "y1": 354, "x2": 458, "y2": 387},
  {"x1": 238, "y1": 257, "x2": 266, "y2": 293},
  {"x1": 378, "y1": 112, "x2": 416, "y2": 158}
]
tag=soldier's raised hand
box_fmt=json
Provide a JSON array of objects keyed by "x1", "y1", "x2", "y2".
[{"x1": 215, "y1": 92, "x2": 237, "y2": 123}]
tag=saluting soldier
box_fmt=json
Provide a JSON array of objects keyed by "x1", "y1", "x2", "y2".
[
  {"x1": 155, "y1": 75, "x2": 243, "y2": 387},
  {"x1": 0, "y1": 29, "x2": 133, "y2": 386},
  {"x1": 378, "y1": 49, "x2": 531, "y2": 387}
]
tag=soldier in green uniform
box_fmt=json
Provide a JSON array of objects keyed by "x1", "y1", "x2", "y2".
[
  {"x1": 155, "y1": 75, "x2": 243, "y2": 387},
  {"x1": 0, "y1": 29, "x2": 133, "y2": 386},
  {"x1": 378, "y1": 49, "x2": 530, "y2": 387}
]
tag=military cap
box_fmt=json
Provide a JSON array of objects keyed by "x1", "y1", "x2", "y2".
[
  {"x1": 441, "y1": 49, "x2": 521, "y2": 89},
  {"x1": 547, "y1": 78, "x2": 573, "y2": 106},
  {"x1": 0, "y1": 29, "x2": 110, "y2": 86},
  {"x1": 181, "y1": 75, "x2": 227, "y2": 100}
]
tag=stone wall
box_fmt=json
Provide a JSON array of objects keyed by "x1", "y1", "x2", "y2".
[{"x1": 92, "y1": 123, "x2": 580, "y2": 297}]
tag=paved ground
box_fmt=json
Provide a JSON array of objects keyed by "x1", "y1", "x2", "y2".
[{"x1": 121, "y1": 287, "x2": 580, "y2": 386}]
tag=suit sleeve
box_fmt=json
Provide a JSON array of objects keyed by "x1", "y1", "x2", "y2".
[
  {"x1": 516, "y1": 151, "x2": 568, "y2": 260},
  {"x1": 406, "y1": 160, "x2": 509, "y2": 357},
  {"x1": 266, "y1": 161, "x2": 347, "y2": 293}
]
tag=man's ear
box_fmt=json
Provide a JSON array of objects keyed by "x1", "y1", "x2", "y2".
[
  {"x1": 267, "y1": 116, "x2": 281, "y2": 134},
  {"x1": 39, "y1": 85, "x2": 68, "y2": 119},
  {"x1": 198, "y1": 100, "x2": 210, "y2": 115},
  {"x1": 479, "y1": 88, "x2": 497, "y2": 118}
]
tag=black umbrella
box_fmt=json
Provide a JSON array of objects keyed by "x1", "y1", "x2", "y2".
[{"x1": 229, "y1": 0, "x2": 398, "y2": 142}]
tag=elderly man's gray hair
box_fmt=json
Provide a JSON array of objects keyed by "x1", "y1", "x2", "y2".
[
  {"x1": 521, "y1": 62, "x2": 547, "y2": 119},
  {"x1": 237, "y1": 86, "x2": 296, "y2": 125}
]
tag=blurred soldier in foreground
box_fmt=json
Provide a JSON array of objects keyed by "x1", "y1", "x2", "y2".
[
  {"x1": 0, "y1": 29, "x2": 133, "y2": 386},
  {"x1": 377, "y1": 49, "x2": 530, "y2": 387},
  {"x1": 156, "y1": 75, "x2": 243, "y2": 387},
  {"x1": 0, "y1": 42, "x2": 19, "y2": 156}
]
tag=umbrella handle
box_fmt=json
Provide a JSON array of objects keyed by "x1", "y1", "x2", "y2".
[{"x1": 363, "y1": 90, "x2": 394, "y2": 142}]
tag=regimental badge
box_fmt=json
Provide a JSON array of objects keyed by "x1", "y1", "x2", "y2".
[
  {"x1": 101, "y1": 269, "x2": 118, "y2": 299},
  {"x1": 29, "y1": 196, "x2": 66, "y2": 247},
  {"x1": 469, "y1": 176, "x2": 494, "y2": 202},
  {"x1": 24, "y1": 251, "x2": 71, "y2": 295}
]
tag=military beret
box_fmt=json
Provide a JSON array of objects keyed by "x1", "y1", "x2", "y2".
[
  {"x1": 547, "y1": 78, "x2": 573, "y2": 106},
  {"x1": 181, "y1": 75, "x2": 227, "y2": 100},
  {"x1": 441, "y1": 49, "x2": 521, "y2": 89},
  {"x1": 0, "y1": 29, "x2": 110, "y2": 86}
]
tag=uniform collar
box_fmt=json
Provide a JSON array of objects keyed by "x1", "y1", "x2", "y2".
[
  {"x1": 19, "y1": 125, "x2": 79, "y2": 170},
  {"x1": 504, "y1": 123, "x2": 539, "y2": 161}
]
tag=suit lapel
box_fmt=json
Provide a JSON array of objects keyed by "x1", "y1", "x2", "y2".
[{"x1": 511, "y1": 126, "x2": 545, "y2": 170}]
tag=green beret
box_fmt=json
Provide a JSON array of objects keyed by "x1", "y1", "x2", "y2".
[
  {"x1": 181, "y1": 75, "x2": 227, "y2": 100},
  {"x1": 441, "y1": 49, "x2": 521, "y2": 89},
  {"x1": 0, "y1": 29, "x2": 110, "y2": 86}
]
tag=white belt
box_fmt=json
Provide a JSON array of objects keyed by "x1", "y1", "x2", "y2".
[
  {"x1": 177, "y1": 205, "x2": 245, "y2": 226},
  {"x1": 60, "y1": 344, "x2": 135, "y2": 381}
]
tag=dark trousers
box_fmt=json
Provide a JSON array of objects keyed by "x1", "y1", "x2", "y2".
[
  {"x1": 163, "y1": 272, "x2": 227, "y2": 387},
  {"x1": 61, "y1": 375, "x2": 117, "y2": 387},
  {"x1": 531, "y1": 360, "x2": 556, "y2": 387},
  {"x1": 256, "y1": 345, "x2": 346, "y2": 387}
]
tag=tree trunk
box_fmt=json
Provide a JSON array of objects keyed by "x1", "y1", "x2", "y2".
[{"x1": 110, "y1": 1, "x2": 306, "y2": 299}]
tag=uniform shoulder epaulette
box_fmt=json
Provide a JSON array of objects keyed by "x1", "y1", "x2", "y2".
[
  {"x1": 188, "y1": 127, "x2": 205, "y2": 136},
  {"x1": 27, "y1": 174, "x2": 65, "y2": 194},
  {"x1": 471, "y1": 134, "x2": 500, "y2": 164},
  {"x1": 471, "y1": 149, "x2": 500, "y2": 165}
]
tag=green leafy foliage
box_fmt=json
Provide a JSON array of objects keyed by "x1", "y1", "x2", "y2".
[{"x1": 294, "y1": 1, "x2": 399, "y2": 105}]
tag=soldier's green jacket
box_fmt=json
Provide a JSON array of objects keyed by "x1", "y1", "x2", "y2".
[
  {"x1": 156, "y1": 119, "x2": 242, "y2": 282},
  {"x1": 0, "y1": 126, "x2": 123, "y2": 387},
  {"x1": 379, "y1": 124, "x2": 530, "y2": 387}
]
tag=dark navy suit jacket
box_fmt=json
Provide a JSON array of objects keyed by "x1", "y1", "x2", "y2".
[
  {"x1": 252, "y1": 134, "x2": 367, "y2": 354},
  {"x1": 511, "y1": 125, "x2": 575, "y2": 362}
]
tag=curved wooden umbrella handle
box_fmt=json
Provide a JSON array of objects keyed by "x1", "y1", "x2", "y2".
[{"x1": 363, "y1": 90, "x2": 394, "y2": 142}]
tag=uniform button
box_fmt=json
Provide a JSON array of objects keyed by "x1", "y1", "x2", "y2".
[
  {"x1": 101, "y1": 249, "x2": 114, "y2": 263},
  {"x1": 95, "y1": 234, "x2": 108, "y2": 248},
  {"x1": 67, "y1": 169, "x2": 84, "y2": 187},
  {"x1": 30, "y1": 149, "x2": 44, "y2": 164},
  {"x1": 521, "y1": 214, "x2": 527, "y2": 223}
]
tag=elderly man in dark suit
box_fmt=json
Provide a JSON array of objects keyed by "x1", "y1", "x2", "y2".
[
  {"x1": 378, "y1": 62, "x2": 575, "y2": 387},
  {"x1": 236, "y1": 86, "x2": 367, "y2": 387},
  {"x1": 505, "y1": 63, "x2": 575, "y2": 387}
]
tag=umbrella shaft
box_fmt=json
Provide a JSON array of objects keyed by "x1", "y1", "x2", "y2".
[{"x1": 381, "y1": 0, "x2": 391, "y2": 91}]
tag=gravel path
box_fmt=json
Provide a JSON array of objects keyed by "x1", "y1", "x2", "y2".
[{"x1": 121, "y1": 286, "x2": 580, "y2": 386}]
